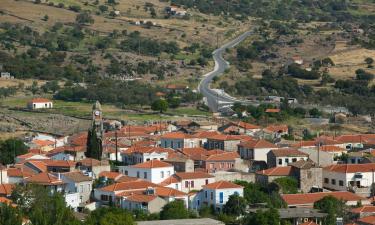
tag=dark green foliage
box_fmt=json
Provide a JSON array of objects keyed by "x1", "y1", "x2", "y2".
[
  {"x1": 0, "y1": 203, "x2": 22, "y2": 225},
  {"x1": 309, "y1": 108, "x2": 322, "y2": 118},
  {"x1": 160, "y1": 200, "x2": 189, "y2": 220},
  {"x1": 355, "y1": 69, "x2": 374, "y2": 81},
  {"x1": 41, "y1": 80, "x2": 60, "y2": 93},
  {"x1": 271, "y1": 177, "x2": 298, "y2": 194},
  {"x1": 0, "y1": 138, "x2": 28, "y2": 165},
  {"x1": 244, "y1": 208, "x2": 280, "y2": 225},
  {"x1": 11, "y1": 185, "x2": 81, "y2": 225},
  {"x1": 85, "y1": 207, "x2": 135, "y2": 225},
  {"x1": 76, "y1": 12, "x2": 94, "y2": 25},
  {"x1": 314, "y1": 196, "x2": 347, "y2": 225},
  {"x1": 151, "y1": 99, "x2": 169, "y2": 113},
  {"x1": 288, "y1": 63, "x2": 321, "y2": 80},
  {"x1": 86, "y1": 126, "x2": 103, "y2": 160},
  {"x1": 223, "y1": 194, "x2": 247, "y2": 216}
]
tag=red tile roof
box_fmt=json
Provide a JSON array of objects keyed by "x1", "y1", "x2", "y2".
[
  {"x1": 256, "y1": 166, "x2": 292, "y2": 176},
  {"x1": 6, "y1": 167, "x2": 34, "y2": 178},
  {"x1": 0, "y1": 197, "x2": 12, "y2": 205},
  {"x1": 161, "y1": 132, "x2": 193, "y2": 139},
  {"x1": 154, "y1": 186, "x2": 186, "y2": 197},
  {"x1": 192, "y1": 131, "x2": 220, "y2": 138},
  {"x1": 0, "y1": 184, "x2": 15, "y2": 196},
  {"x1": 208, "y1": 134, "x2": 244, "y2": 141},
  {"x1": 233, "y1": 121, "x2": 260, "y2": 130},
  {"x1": 29, "y1": 98, "x2": 52, "y2": 103},
  {"x1": 319, "y1": 145, "x2": 346, "y2": 152},
  {"x1": 98, "y1": 171, "x2": 123, "y2": 180},
  {"x1": 132, "y1": 160, "x2": 173, "y2": 169},
  {"x1": 205, "y1": 152, "x2": 239, "y2": 161},
  {"x1": 351, "y1": 205, "x2": 375, "y2": 214},
  {"x1": 203, "y1": 181, "x2": 243, "y2": 190},
  {"x1": 32, "y1": 139, "x2": 55, "y2": 147},
  {"x1": 159, "y1": 175, "x2": 180, "y2": 186},
  {"x1": 358, "y1": 215, "x2": 375, "y2": 225},
  {"x1": 175, "y1": 172, "x2": 214, "y2": 180},
  {"x1": 238, "y1": 139, "x2": 277, "y2": 149},
  {"x1": 125, "y1": 194, "x2": 157, "y2": 203},
  {"x1": 270, "y1": 148, "x2": 309, "y2": 157},
  {"x1": 265, "y1": 108, "x2": 281, "y2": 113},
  {"x1": 264, "y1": 125, "x2": 288, "y2": 133},
  {"x1": 100, "y1": 180, "x2": 159, "y2": 192},
  {"x1": 25, "y1": 172, "x2": 64, "y2": 185},
  {"x1": 282, "y1": 191, "x2": 365, "y2": 206},
  {"x1": 324, "y1": 163, "x2": 375, "y2": 173}
]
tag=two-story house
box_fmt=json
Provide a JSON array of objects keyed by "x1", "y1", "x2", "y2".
[
  {"x1": 160, "y1": 132, "x2": 199, "y2": 149},
  {"x1": 61, "y1": 171, "x2": 93, "y2": 204},
  {"x1": 118, "y1": 160, "x2": 174, "y2": 184},
  {"x1": 237, "y1": 139, "x2": 278, "y2": 162},
  {"x1": 267, "y1": 148, "x2": 309, "y2": 167}
]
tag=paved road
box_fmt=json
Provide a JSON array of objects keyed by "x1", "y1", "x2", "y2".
[
  {"x1": 198, "y1": 30, "x2": 256, "y2": 112},
  {"x1": 198, "y1": 30, "x2": 349, "y2": 114}
]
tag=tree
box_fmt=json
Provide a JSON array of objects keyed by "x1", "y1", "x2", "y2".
[
  {"x1": 11, "y1": 184, "x2": 80, "y2": 225},
  {"x1": 85, "y1": 207, "x2": 135, "y2": 225},
  {"x1": 160, "y1": 200, "x2": 189, "y2": 220},
  {"x1": 309, "y1": 108, "x2": 322, "y2": 118},
  {"x1": 365, "y1": 57, "x2": 374, "y2": 65},
  {"x1": 223, "y1": 193, "x2": 247, "y2": 216},
  {"x1": 0, "y1": 138, "x2": 28, "y2": 165},
  {"x1": 0, "y1": 203, "x2": 22, "y2": 225},
  {"x1": 356, "y1": 69, "x2": 374, "y2": 81},
  {"x1": 76, "y1": 12, "x2": 94, "y2": 25},
  {"x1": 151, "y1": 99, "x2": 168, "y2": 113},
  {"x1": 271, "y1": 177, "x2": 298, "y2": 194},
  {"x1": 43, "y1": 14, "x2": 49, "y2": 21},
  {"x1": 28, "y1": 81, "x2": 39, "y2": 95},
  {"x1": 244, "y1": 208, "x2": 280, "y2": 225},
  {"x1": 98, "y1": 5, "x2": 108, "y2": 13},
  {"x1": 314, "y1": 196, "x2": 346, "y2": 225},
  {"x1": 86, "y1": 126, "x2": 103, "y2": 160}
]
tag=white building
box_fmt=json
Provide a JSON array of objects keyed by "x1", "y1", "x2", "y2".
[
  {"x1": 323, "y1": 163, "x2": 375, "y2": 197},
  {"x1": 267, "y1": 149, "x2": 309, "y2": 167},
  {"x1": 160, "y1": 132, "x2": 199, "y2": 149},
  {"x1": 160, "y1": 172, "x2": 215, "y2": 193},
  {"x1": 27, "y1": 98, "x2": 53, "y2": 110},
  {"x1": 121, "y1": 147, "x2": 170, "y2": 165},
  {"x1": 192, "y1": 181, "x2": 244, "y2": 211},
  {"x1": 118, "y1": 160, "x2": 174, "y2": 184},
  {"x1": 237, "y1": 139, "x2": 278, "y2": 162},
  {"x1": 61, "y1": 172, "x2": 93, "y2": 204},
  {"x1": 0, "y1": 167, "x2": 8, "y2": 184}
]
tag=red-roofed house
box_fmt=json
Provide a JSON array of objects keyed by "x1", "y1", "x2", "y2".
[
  {"x1": 323, "y1": 163, "x2": 375, "y2": 197},
  {"x1": 351, "y1": 205, "x2": 375, "y2": 218},
  {"x1": 15, "y1": 153, "x2": 49, "y2": 163},
  {"x1": 219, "y1": 121, "x2": 260, "y2": 135},
  {"x1": 282, "y1": 191, "x2": 369, "y2": 208},
  {"x1": 0, "y1": 184, "x2": 15, "y2": 197},
  {"x1": 118, "y1": 160, "x2": 175, "y2": 184},
  {"x1": 207, "y1": 135, "x2": 249, "y2": 152},
  {"x1": 27, "y1": 98, "x2": 53, "y2": 110},
  {"x1": 238, "y1": 139, "x2": 278, "y2": 162},
  {"x1": 191, "y1": 181, "x2": 244, "y2": 211},
  {"x1": 203, "y1": 152, "x2": 241, "y2": 173},
  {"x1": 267, "y1": 148, "x2": 309, "y2": 167},
  {"x1": 121, "y1": 146, "x2": 170, "y2": 165},
  {"x1": 160, "y1": 172, "x2": 215, "y2": 193},
  {"x1": 160, "y1": 132, "x2": 199, "y2": 149},
  {"x1": 358, "y1": 215, "x2": 375, "y2": 225},
  {"x1": 256, "y1": 166, "x2": 293, "y2": 184},
  {"x1": 263, "y1": 124, "x2": 289, "y2": 139}
]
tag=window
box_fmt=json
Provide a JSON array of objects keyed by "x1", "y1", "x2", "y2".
[
  {"x1": 210, "y1": 192, "x2": 213, "y2": 200},
  {"x1": 292, "y1": 158, "x2": 297, "y2": 162},
  {"x1": 124, "y1": 170, "x2": 128, "y2": 175},
  {"x1": 205, "y1": 191, "x2": 208, "y2": 199},
  {"x1": 185, "y1": 181, "x2": 189, "y2": 188},
  {"x1": 144, "y1": 172, "x2": 147, "y2": 179},
  {"x1": 351, "y1": 158, "x2": 355, "y2": 164},
  {"x1": 167, "y1": 171, "x2": 171, "y2": 176},
  {"x1": 278, "y1": 159, "x2": 282, "y2": 165},
  {"x1": 219, "y1": 192, "x2": 223, "y2": 203},
  {"x1": 101, "y1": 195, "x2": 109, "y2": 201},
  {"x1": 331, "y1": 179, "x2": 336, "y2": 185},
  {"x1": 205, "y1": 179, "x2": 209, "y2": 185},
  {"x1": 191, "y1": 181, "x2": 194, "y2": 188},
  {"x1": 161, "y1": 171, "x2": 164, "y2": 178},
  {"x1": 324, "y1": 178, "x2": 329, "y2": 183},
  {"x1": 137, "y1": 171, "x2": 140, "y2": 178},
  {"x1": 339, "y1": 180, "x2": 344, "y2": 186},
  {"x1": 178, "y1": 142, "x2": 181, "y2": 148},
  {"x1": 175, "y1": 184, "x2": 178, "y2": 189},
  {"x1": 285, "y1": 158, "x2": 289, "y2": 163},
  {"x1": 146, "y1": 159, "x2": 150, "y2": 161},
  {"x1": 160, "y1": 158, "x2": 164, "y2": 161}
]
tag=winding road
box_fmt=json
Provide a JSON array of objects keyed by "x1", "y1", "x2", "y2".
[
  {"x1": 197, "y1": 30, "x2": 349, "y2": 114},
  {"x1": 198, "y1": 30, "x2": 256, "y2": 112}
]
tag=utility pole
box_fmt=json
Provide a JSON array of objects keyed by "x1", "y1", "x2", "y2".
[{"x1": 115, "y1": 130, "x2": 118, "y2": 162}]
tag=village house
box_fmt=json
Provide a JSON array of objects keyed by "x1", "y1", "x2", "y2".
[
  {"x1": 118, "y1": 160, "x2": 174, "y2": 184},
  {"x1": 164, "y1": 153, "x2": 195, "y2": 173},
  {"x1": 165, "y1": 84, "x2": 189, "y2": 94},
  {"x1": 121, "y1": 146, "x2": 170, "y2": 165},
  {"x1": 15, "y1": 153, "x2": 49, "y2": 163},
  {"x1": 207, "y1": 134, "x2": 252, "y2": 152},
  {"x1": 27, "y1": 98, "x2": 53, "y2": 110},
  {"x1": 48, "y1": 145, "x2": 86, "y2": 161},
  {"x1": 61, "y1": 171, "x2": 93, "y2": 204},
  {"x1": 262, "y1": 125, "x2": 289, "y2": 140},
  {"x1": 357, "y1": 215, "x2": 375, "y2": 225},
  {"x1": 0, "y1": 184, "x2": 14, "y2": 197},
  {"x1": 77, "y1": 158, "x2": 111, "y2": 179},
  {"x1": 0, "y1": 166, "x2": 7, "y2": 184},
  {"x1": 237, "y1": 139, "x2": 278, "y2": 162},
  {"x1": 256, "y1": 166, "x2": 293, "y2": 185},
  {"x1": 267, "y1": 148, "x2": 309, "y2": 167},
  {"x1": 160, "y1": 132, "x2": 200, "y2": 149},
  {"x1": 351, "y1": 205, "x2": 375, "y2": 218},
  {"x1": 191, "y1": 181, "x2": 244, "y2": 211},
  {"x1": 160, "y1": 172, "x2": 215, "y2": 193},
  {"x1": 203, "y1": 152, "x2": 241, "y2": 173},
  {"x1": 219, "y1": 121, "x2": 260, "y2": 135},
  {"x1": 323, "y1": 163, "x2": 375, "y2": 197},
  {"x1": 282, "y1": 191, "x2": 369, "y2": 208}
]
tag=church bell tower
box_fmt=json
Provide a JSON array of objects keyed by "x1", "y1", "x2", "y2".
[{"x1": 92, "y1": 100, "x2": 104, "y2": 140}]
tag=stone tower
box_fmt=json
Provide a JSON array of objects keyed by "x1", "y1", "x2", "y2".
[{"x1": 92, "y1": 100, "x2": 104, "y2": 141}]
